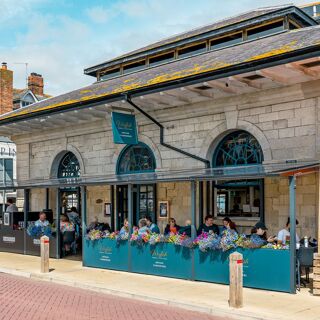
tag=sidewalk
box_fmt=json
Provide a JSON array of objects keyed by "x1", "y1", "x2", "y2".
[{"x1": 0, "y1": 252, "x2": 319, "y2": 320}]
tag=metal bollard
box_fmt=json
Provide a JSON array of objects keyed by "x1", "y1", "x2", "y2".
[
  {"x1": 229, "y1": 251, "x2": 243, "y2": 308},
  {"x1": 40, "y1": 235, "x2": 49, "y2": 273}
]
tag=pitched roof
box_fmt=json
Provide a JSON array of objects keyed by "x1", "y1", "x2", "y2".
[
  {"x1": 1, "y1": 25, "x2": 320, "y2": 124},
  {"x1": 84, "y1": 5, "x2": 316, "y2": 75}
]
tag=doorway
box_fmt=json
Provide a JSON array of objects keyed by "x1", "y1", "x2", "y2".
[
  {"x1": 116, "y1": 184, "x2": 156, "y2": 229},
  {"x1": 59, "y1": 187, "x2": 82, "y2": 260}
]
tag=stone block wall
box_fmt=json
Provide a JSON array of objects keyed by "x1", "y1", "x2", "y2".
[{"x1": 11, "y1": 79, "x2": 320, "y2": 241}]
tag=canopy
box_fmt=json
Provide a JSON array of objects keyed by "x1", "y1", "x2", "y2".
[{"x1": 0, "y1": 160, "x2": 318, "y2": 189}]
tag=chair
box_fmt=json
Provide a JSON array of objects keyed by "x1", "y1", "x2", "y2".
[
  {"x1": 297, "y1": 247, "x2": 317, "y2": 284},
  {"x1": 61, "y1": 231, "x2": 76, "y2": 257}
]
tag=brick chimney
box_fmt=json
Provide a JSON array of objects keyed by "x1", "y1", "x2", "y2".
[
  {"x1": 0, "y1": 62, "x2": 13, "y2": 114},
  {"x1": 28, "y1": 72, "x2": 44, "y2": 96}
]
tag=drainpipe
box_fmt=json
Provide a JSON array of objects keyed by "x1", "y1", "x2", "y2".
[{"x1": 124, "y1": 94, "x2": 210, "y2": 168}]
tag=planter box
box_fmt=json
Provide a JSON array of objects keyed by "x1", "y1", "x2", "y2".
[
  {"x1": 83, "y1": 238, "x2": 129, "y2": 271},
  {"x1": 130, "y1": 242, "x2": 192, "y2": 279},
  {"x1": 194, "y1": 248, "x2": 291, "y2": 292},
  {"x1": 0, "y1": 228, "x2": 24, "y2": 254}
]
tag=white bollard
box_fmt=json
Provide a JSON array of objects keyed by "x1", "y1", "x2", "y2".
[
  {"x1": 40, "y1": 235, "x2": 49, "y2": 273},
  {"x1": 229, "y1": 251, "x2": 243, "y2": 308}
]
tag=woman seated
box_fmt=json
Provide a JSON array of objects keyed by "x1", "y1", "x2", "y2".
[
  {"x1": 60, "y1": 215, "x2": 75, "y2": 233},
  {"x1": 164, "y1": 218, "x2": 180, "y2": 235},
  {"x1": 250, "y1": 222, "x2": 275, "y2": 246},
  {"x1": 222, "y1": 217, "x2": 238, "y2": 233},
  {"x1": 138, "y1": 218, "x2": 149, "y2": 235},
  {"x1": 120, "y1": 218, "x2": 130, "y2": 235}
]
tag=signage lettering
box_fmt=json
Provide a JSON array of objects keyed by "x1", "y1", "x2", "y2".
[
  {"x1": 111, "y1": 112, "x2": 138, "y2": 145},
  {"x1": 3, "y1": 236, "x2": 15, "y2": 243}
]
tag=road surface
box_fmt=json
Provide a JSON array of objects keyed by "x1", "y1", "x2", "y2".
[{"x1": 0, "y1": 273, "x2": 228, "y2": 320}]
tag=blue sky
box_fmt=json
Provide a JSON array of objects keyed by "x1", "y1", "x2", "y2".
[{"x1": 0, "y1": 0, "x2": 315, "y2": 95}]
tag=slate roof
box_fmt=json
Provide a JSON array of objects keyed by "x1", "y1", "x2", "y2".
[
  {"x1": 1, "y1": 25, "x2": 320, "y2": 124},
  {"x1": 84, "y1": 5, "x2": 316, "y2": 75}
]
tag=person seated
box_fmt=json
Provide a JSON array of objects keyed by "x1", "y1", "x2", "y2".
[
  {"x1": 223, "y1": 218, "x2": 238, "y2": 235},
  {"x1": 145, "y1": 216, "x2": 160, "y2": 234},
  {"x1": 35, "y1": 211, "x2": 50, "y2": 228},
  {"x1": 277, "y1": 217, "x2": 300, "y2": 245},
  {"x1": 120, "y1": 218, "x2": 130, "y2": 235},
  {"x1": 138, "y1": 218, "x2": 149, "y2": 235},
  {"x1": 60, "y1": 215, "x2": 75, "y2": 233},
  {"x1": 164, "y1": 218, "x2": 180, "y2": 235},
  {"x1": 250, "y1": 222, "x2": 275, "y2": 246},
  {"x1": 178, "y1": 219, "x2": 192, "y2": 237},
  {"x1": 197, "y1": 214, "x2": 220, "y2": 235}
]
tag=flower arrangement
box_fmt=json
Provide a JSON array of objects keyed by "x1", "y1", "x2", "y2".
[
  {"x1": 27, "y1": 223, "x2": 52, "y2": 238},
  {"x1": 166, "y1": 233, "x2": 194, "y2": 248},
  {"x1": 86, "y1": 229, "x2": 129, "y2": 242},
  {"x1": 194, "y1": 232, "x2": 221, "y2": 252}
]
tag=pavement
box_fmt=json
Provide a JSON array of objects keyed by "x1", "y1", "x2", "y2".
[
  {"x1": 0, "y1": 252, "x2": 319, "y2": 320},
  {"x1": 0, "y1": 273, "x2": 225, "y2": 320}
]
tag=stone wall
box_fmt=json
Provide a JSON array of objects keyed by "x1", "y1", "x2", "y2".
[{"x1": 11, "y1": 79, "x2": 320, "y2": 239}]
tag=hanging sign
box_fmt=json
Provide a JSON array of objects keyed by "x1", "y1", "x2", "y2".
[{"x1": 111, "y1": 112, "x2": 138, "y2": 145}]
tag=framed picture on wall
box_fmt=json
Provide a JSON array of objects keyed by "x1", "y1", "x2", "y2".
[
  {"x1": 158, "y1": 201, "x2": 169, "y2": 219},
  {"x1": 104, "y1": 203, "x2": 112, "y2": 216}
]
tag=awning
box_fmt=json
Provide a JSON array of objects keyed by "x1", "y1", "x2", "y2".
[{"x1": 1, "y1": 160, "x2": 318, "y2": 189}]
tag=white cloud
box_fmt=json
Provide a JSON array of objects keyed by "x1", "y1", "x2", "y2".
[
  {"x1": 86, "y1": 6, "x2": 113, "y2": 24},
  {"x1": 0, "y1": 0, "x2": 317, "y2": 97}
]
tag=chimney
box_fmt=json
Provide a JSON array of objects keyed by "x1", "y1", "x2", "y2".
[
  {"x1": 0, "y1": 62, "x2": 13, "y2": 114},
  {"x1": 28, "y1": 72, "x2": 44, "y2": 96}
]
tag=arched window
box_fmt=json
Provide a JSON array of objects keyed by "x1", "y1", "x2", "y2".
[
  {"x1": 213, "y1": 130, "x2": 263, "y2": 167},
  {"x1": 117, "y1": 143, "x2": 156, "y2": 174},
  {"x1": 58, "y1": 152, "x2": 80, "y2": 178}
]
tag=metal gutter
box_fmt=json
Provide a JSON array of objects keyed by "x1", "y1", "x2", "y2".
[
  {"x1": 124, "y1": 95, "x2": 211, "y2": 168},
  {"x1": 1, "y1": 44, "x2": 320, "y2": 126}
]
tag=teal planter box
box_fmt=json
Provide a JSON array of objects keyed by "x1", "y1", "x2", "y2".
[
  {"x1": 83, "y1": 238, "x2": 129, "y2": 271},
  {"x1": 130, "y1": 243, "x2": 192, "y2": 279},
  {"x1": 194, "y1": 248, "x2": 290, "y2": 292}
]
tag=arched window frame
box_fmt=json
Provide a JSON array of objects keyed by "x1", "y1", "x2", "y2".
[
  {"x1": 212, "y1": 130, "x2": 263, "y2": 167},
  {"x1": 116, "y1": 143, "x2": 156, "y2": 175},
  {"x1": 58, "y1": 152, "x2": 81, "y2": 178}
]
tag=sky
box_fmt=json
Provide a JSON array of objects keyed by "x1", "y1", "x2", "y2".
[{"x1": 0, "y1": 0, "x2": 316, "y2": 96}]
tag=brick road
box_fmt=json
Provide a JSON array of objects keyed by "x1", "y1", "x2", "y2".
[{"x1": 0, "y1": 273, "x2": 228, "y2": 320}]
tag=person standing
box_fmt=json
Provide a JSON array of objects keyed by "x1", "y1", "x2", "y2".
[{"x1": 5, "y1": 199, "x2": 18, "y2": 213}]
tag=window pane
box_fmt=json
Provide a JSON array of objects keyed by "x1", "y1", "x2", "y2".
[
  {"x1": 149, "y1": 52, "x2": 175, "y2": 67},
  {"x1": 178, "y1": 43, "x2": 207, "y2": 58},
  {"x1": 247, "y1": 21, "x2": 284, "y2": 40},
  {"x1": 123, "y1": 61, "x2": 146, "y2": 74},
  {"x1": 100, "y1": 68, "x2": 121, "y2": 80},
  {"x1": 210, "y1": 32, "x2": 242, "y2": 50}
]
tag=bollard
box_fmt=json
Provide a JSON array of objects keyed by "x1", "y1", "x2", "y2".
[
  {"x1": 40, "y1": 235, "x2": 49, "y2": 273},
  {"x1": 229, "y1": 251, "x2": 243, "y2": 308}
]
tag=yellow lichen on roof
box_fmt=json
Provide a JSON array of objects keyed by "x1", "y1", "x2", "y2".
[{"x1": 245, "y1": 41, "x2": 298, "y2": 62}]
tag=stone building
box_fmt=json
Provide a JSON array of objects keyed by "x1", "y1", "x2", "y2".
[{"x1": 0, "y1": 5, "x2": 319, "y2": 291}]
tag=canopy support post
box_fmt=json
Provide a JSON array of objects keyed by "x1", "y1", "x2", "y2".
[
  {"x1": 55, "y1": 188, "x2": 61, "y2": 259},
  {"x1": 289, "y1": 175, "x2": 296, "y2": 294},
  {"x1": 128, "y1": 183, "x2": 133, "y2": 271},
  {"x1": 45, "y1": 188, "x2": 49, "y2": 210},
  {"x1": 110, "y1": 185, "x2": 115, "y2": 232},
  {"x1": 191, "y1": 180, "x2": 197, "y2": 281},
  {"x1": 23, "y1": 188, "x2": 30, "y2": 255},
  {"x1": 81, "y1": 186, "x2": 87, "y2": 265}
]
